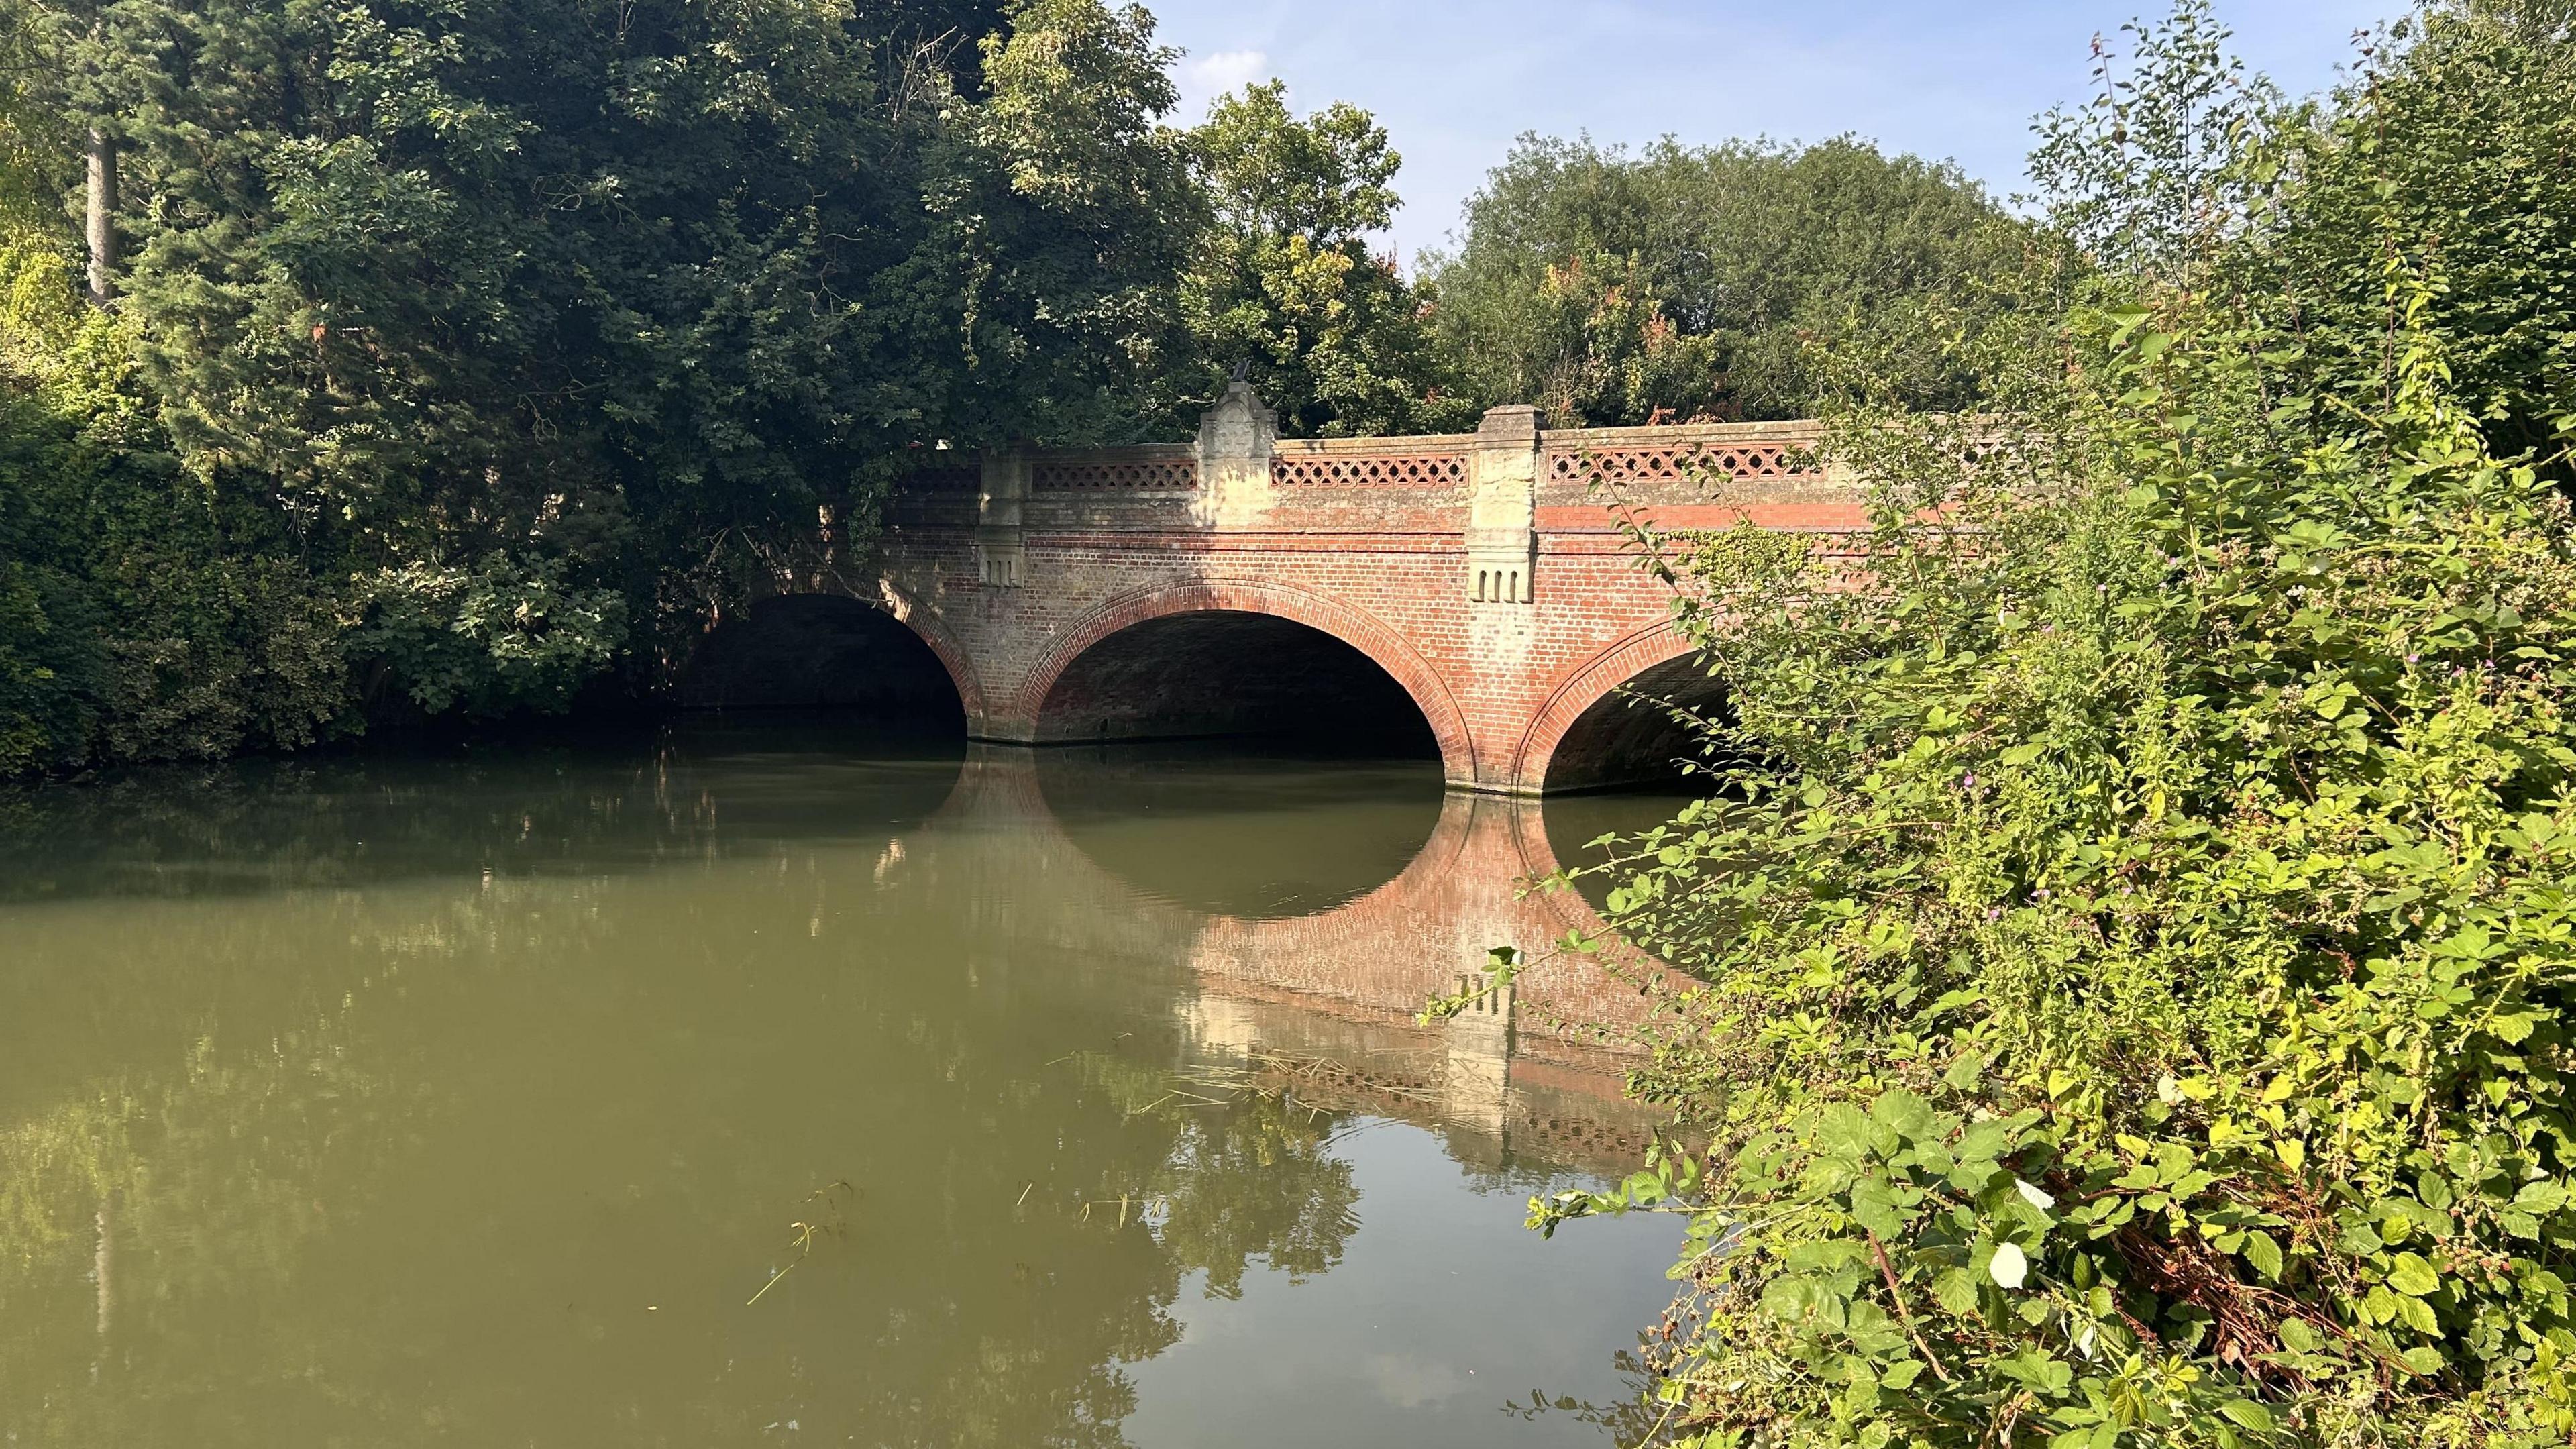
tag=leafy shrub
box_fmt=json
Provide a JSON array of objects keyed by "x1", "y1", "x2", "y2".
[
  {"x1": 354, "y1": 555, "x2": 628, "y2": 718},
  {"x1": 0, "y1": 262, "x2": 356, "y2": 769},
  {"x1": 2228, "y1": 9, "x2": 2576, "y2": 480},
  {"x1": 1503, "y1": 12, "x2": 2576, "y2": 1442},
  {"x1": 1538, "y1": 271, "x2": 2576, "y2": 1444}
]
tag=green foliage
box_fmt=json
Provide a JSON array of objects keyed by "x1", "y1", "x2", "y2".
[
  {"x1": 2028, "y1": 1, "x2": 2279, "y2": 288},
  {"x1": 955, "y1": 0, "x2": 1201, "y2": 444},
  {"x1": 1175, "y1": 80, "x2": 1466, "y2": 437},
  {"x1": 1478, "y1": 246, "x2": 1721, "y2": 432},
  {"x1": 1517, "y1": 8, "x2": 2576, "y2": 1444},
  {"x1": 0, "y1": 559, "x2": 91, "y2": 773},
  {"x1": 2035, "y1": 0, "x2": 2576, "y2": 477},
  {"x1": 1550, "y1": 290, "x2": 2576, "y2": 1449},
  {"x1": 2229, "y1": 7, "x2": 2576, "y2": 478},
  {"x1": 1426, "y1": 135, "x2": 2034, "y2": 425},
  {"x1": 353, "y1": 556, "x2": 627, "y2": 718},
  {"x1": 0, "y1": 249, "x2": 350, "y2": 769},
  {"x1": 0, "y1": 0, "x2": 1214, "y2": 775}
]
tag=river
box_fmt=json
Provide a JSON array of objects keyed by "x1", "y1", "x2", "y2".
[{"x1": 0, "y1": 722, "x2": 1687, "y2": 1446}]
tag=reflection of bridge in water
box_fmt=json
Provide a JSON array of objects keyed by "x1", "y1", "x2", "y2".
[
  {"x1": 0, "y1": 733, "x2": 1695, "y2": 1445},
  {"x1": 920, "y1": 746, "x2": 1670, "y2": 1169}
]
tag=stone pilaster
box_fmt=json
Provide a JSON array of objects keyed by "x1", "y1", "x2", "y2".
[
  {"x1": 1195, "y1": 381, "x2": 1277, "y2": 527},
  {"x1": 1467, "y1": 405, "x2": 1540, "y2": 604},
  {"x1": 974, "y1": 449, "x2": 1028, "y2": 588}
]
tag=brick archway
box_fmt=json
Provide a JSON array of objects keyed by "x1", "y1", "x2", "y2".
[
  {"x1": 1010, "y1": 581, "x2": 1478, "y2": 784},
  {"x1": 875, "y1": 584, "x2": 990, "y2": 724},
  {"x1": 1511, "y1": 619, "x2": 1703, "y2": 792}
]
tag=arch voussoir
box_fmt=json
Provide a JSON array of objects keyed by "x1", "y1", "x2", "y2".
[{"x1": 1512, "y1": 619, "x2": 1705, "y2": 793}]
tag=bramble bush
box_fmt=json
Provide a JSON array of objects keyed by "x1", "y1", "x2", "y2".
[
  {"x1": 1548, "y1": 286, "x2": 2576, "y2": 1446},
  {"x1": 1504, "y1": 9, "x2": 2576, "y2": 1443}
]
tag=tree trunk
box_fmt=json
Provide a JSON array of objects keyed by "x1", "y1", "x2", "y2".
[{"x1": 86, "y1": 127, "x2": 117, "y2": 306}]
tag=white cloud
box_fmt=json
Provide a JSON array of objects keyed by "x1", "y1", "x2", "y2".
[{"x1": 1175, "y1": 48, "x2": 1273, "y2": 119}]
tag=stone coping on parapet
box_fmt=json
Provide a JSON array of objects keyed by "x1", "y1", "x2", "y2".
[
  {"x1": 1273, "y1": 432, "x2": 1485, "y2": 455},
  {"x1": 896, "y1": 415, "x2": 1851, "y2": 504},
  {"x1": 1536, "y1": 417, "x2": 1825, "y2": 447}
]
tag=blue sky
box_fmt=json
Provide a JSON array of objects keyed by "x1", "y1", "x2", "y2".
[{"x1": 1139, "y1": 0, "x2": 2400, "y2": 263}]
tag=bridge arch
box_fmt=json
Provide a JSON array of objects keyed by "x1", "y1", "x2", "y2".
[
  {"x1": 1011, "y1": 582, "x2": 1477, "y2": 784},
  {"x1": 680, "y1": 590, "x2": 982, "y2": 728},
  {"x1": 873, "y1": 584, "x2": 991, "y2": 724},
  {"x1": 1515, "y1": 621, "x2": 1727, "y2": 792}
]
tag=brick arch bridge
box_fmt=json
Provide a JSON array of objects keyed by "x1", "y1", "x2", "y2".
[{"x1": 807, "y1": 387, "x2": 1866, "y2": 793}]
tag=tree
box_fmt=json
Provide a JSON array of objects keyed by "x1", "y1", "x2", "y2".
[
  {"x1": 0, "y1": 0, "x2": 1208, "y2": 770},
  {"x1": 2031, "y1": 0, "x2": 2576, "y2": 480},
  {"x1": 2027, "y1": 0, "x2": 2278, "y2": 288},
  {"x1": 1428, "y1": 134, "x2": 2035, "y2": 425},
  {"x1": 947, "y1": 0, "x2": 1199, "y2": 446},
  {"x1": 2231, "y1": 6, "x2": 2576, "y2": 479},
  {"x1": 1175, "y1": 80, "x2": 1465, "y2": 437}
]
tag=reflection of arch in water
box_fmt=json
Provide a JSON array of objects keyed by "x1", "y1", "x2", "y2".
[
  {"x1": 1182, "y1": 790, "x2": 1658, "y2": 1048},
  {"x1": 1030, "y1": 747, "x2": 1445, "y2": 919},
  {"x1": 928, "y1": 747, "x2": 1654, "y2": 1040},
  {"x1": 1515, "y1": 621, "x2": 1731, "y2": 792},
  {"x1": 921, "y1": 747, "x2": 1670, "y2": 1163},
  {"x1": 1013, "y1": 583, "x2": 1470, "y2": 782}
]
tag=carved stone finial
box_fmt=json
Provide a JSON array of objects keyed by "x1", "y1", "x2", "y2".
[{"x1": 1197, "y1": 378, "x2": 1276, "y2": 460}]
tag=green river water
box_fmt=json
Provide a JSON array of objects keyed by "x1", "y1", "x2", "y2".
[{"x1": 0, "y1": 723, "x2": 1684, "y2": 1447}]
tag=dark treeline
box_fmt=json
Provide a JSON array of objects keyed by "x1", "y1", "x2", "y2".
[
  {"x1": 1, "y1": 0, "x2": 1196, "y2": 773},
  {"x1": 0, "y1": 0, "x2": 2041, "y2": 777}
]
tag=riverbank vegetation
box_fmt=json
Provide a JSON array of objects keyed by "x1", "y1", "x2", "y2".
[{"x1": 1528, "y1": 2, "x2": 2576, "y2": 1443}]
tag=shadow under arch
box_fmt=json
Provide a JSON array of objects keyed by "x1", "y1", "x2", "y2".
[
  {"x1": 1010, "y1": 582, "x2": 1474, "y2": 783},
  {"x1": 1515, "y1": 621, "x2": 1733, "y2": 793},
  {"x1": 870, "y1": 582, "x2": 991, "y2": 725},
  {"x1": 678, "y1": 592, "x2": 979, "y2": 732}
]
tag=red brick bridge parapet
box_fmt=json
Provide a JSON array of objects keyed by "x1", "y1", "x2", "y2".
[{"x1": 866, "y1": 386, "x2": 1866, "y2": 794}]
